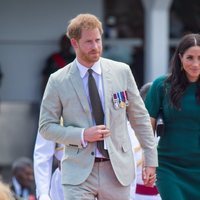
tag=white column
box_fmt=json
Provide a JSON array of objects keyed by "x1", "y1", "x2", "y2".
[{"x1": 141, "y1": 0, "x2": 173, "y2": 82}]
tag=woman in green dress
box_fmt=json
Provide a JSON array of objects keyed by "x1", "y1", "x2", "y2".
[{"x1": 145, "y1": 33, "x2": 200, "y2": 200}]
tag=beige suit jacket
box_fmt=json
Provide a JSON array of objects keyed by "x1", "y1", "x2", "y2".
[{"x1": 39, "y1": 57, "x2": 158, "y2": 186}]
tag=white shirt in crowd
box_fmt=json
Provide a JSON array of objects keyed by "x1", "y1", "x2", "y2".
[{"x1": 33, "y1": 133, "x2": 64, "y2": 200}]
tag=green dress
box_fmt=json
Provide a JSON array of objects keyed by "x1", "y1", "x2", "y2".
[{"x1": 145, "y1": 76, "x2": 200, "y2": 200}]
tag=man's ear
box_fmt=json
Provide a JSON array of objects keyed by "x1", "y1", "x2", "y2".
[{"x1": 70, "y1": 38, "x2": 78, "y2": 49}]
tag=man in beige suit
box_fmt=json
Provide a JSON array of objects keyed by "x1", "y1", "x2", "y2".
[{"x1": 39, "y1": 13, "x2": 158, "y2": 200}]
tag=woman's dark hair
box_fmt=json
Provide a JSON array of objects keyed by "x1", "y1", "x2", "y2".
[{"x1": 166, "y1": 33, "x2": 200, "y2": 109}]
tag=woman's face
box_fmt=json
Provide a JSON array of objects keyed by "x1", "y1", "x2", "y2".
[{"x1": 180, "y1": 46, "x2": 200, "y2": 82}]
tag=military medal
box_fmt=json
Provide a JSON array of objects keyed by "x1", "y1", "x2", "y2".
[
  {"x1": 117, "y1": 92, "x2": 125, "y2": 108},
  {"x1": 113, "y1": 91, "x2": 128, "y2": 109},
  {"x1": 112, "y1": 93, "x2": 119, "y2": 110},
  {"x1": 120, "y1": 101, "x2": 125, "y2": 108},
  {"x1": 124, "y1": 91, "x2": 129, "y2": 106}
]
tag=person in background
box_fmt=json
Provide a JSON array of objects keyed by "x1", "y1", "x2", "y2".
[
  {"x1": 10, "y1": 157, "x2": 36, "y2": 200},
  {"x1": 128, "y1": 82, "x2": 161, "y2": 200},
  {"x1": 0, "y1": 181, "x2": 14, "y2": 200},
  {"x1": 41, "y1": 34, "x2": 75, "y2": 93},
  {"x1": 33, "y1": 133, "x2": 64, "y2": 200},
  {"x1": 39, "y1": 13, "x2": 158, "y2": 200},
  {"x1": 145, "y1": 33, "x2": 200, "y2": 200},
  {"x1": 139, "y1": 82, "x2": 152, "y2": 101}
]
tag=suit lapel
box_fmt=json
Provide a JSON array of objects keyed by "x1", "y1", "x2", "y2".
[{"x1": 69, "y1": 62, "x2": 92, "y2": 124}]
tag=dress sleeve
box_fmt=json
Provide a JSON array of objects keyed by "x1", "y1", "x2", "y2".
[{"x1": 145, "y1": 76, "x2": 166, "y2": 119}]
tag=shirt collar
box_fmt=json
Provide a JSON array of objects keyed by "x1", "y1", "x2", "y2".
[
  {"x1": 12, "y1": 177, "x2": 22, "y2": 196},
  {"x1": 75, "y1": 58, "x2": 101, "y2": 78}
]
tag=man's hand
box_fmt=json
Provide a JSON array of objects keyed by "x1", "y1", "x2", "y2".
[
  {"x1": 83, "y1": 125, "x2": 111, "y2": 142},
  {"x1": 142, "y1": 166, "x2": 157, "y2": 187}
]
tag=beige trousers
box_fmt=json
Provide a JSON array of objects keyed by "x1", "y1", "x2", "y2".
[{"x1": 63, "y1": 161, "x2": 130, "y2": 200}]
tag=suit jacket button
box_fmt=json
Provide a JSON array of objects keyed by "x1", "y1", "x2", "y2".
[{"x1": 91, "y1": 152, "x2": 94, "y2": 156}]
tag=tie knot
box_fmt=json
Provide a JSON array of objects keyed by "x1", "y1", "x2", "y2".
[{"x1": 88, "y1": 68, "x2": 93, "y2": 75}]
